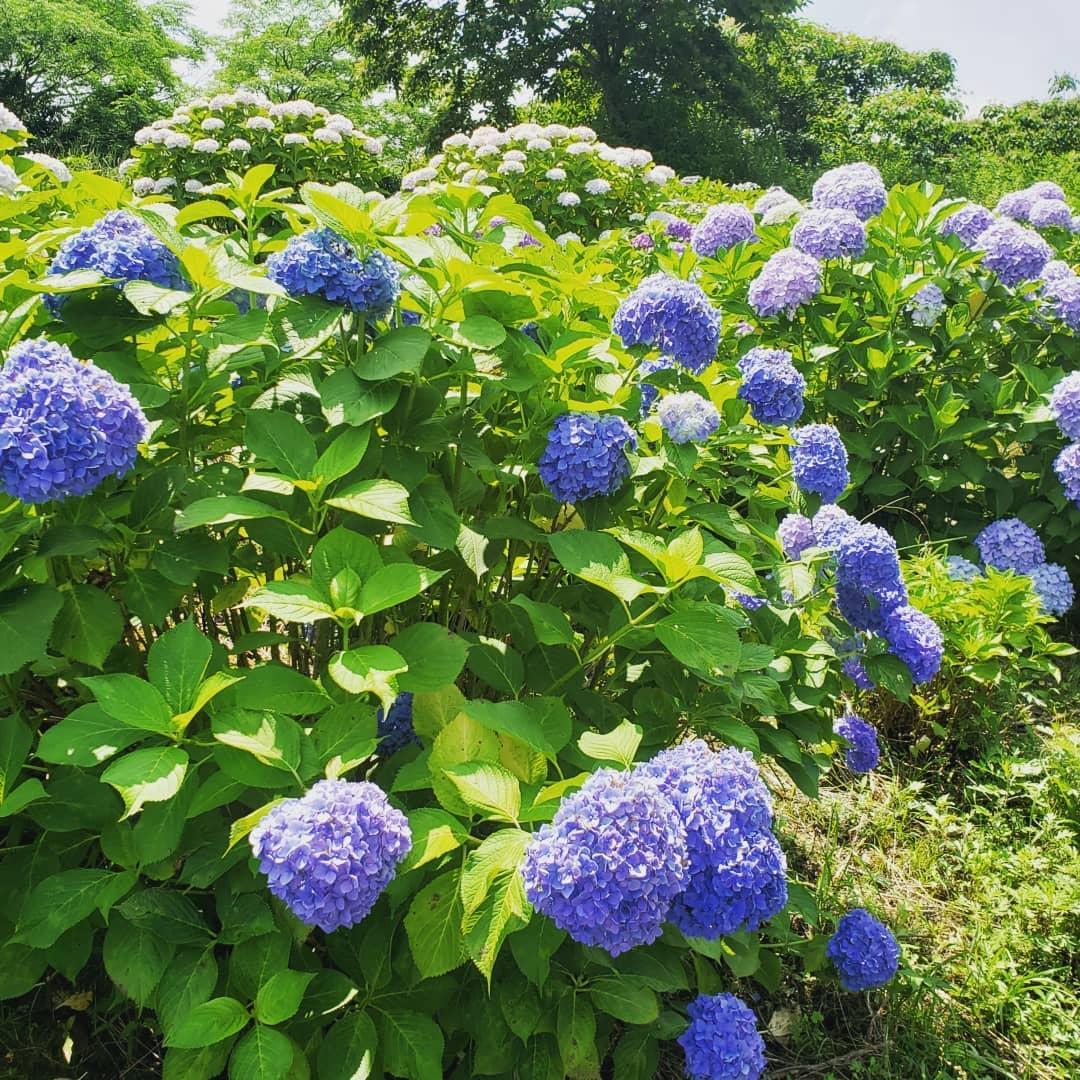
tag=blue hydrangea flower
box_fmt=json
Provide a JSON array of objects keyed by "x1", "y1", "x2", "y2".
[
  {"x1": 691, "y1": 204, "x2": 756, "y2": 257},
  {"x1": 791, "y1": 424, "x2": 849, "y2": 503},
  {"x1": 974, "y1": 518, "x2": 1045, "y2": 573},
  {"x1": 881, "y1": 604, "x2": 944, "y2": 684},
  {"x1": 376, "y1": 692, "x2": 417, "y2": 755},
  {"x1": 976, "y1": 221, "x2": 1052, "y2": 287},
  {"x1": 811, "y1": 163, "x2": 887, "y2": 220},
  {"x1": 1053, "y1": 442, "x2": 1080, "y2": 505},
  {"x1": 266, "y1": 228, "x2": 401, "y2": 314},
  {"x1": 778, "y1": 512, "x2": 815, "y2": 558},
  {"x1": 657, "y1": 392, "x2": 721, "y2": 444},
  {"x1": 939, "y1": 203, "x2": 994, "y2": 247},
  {"x1": 734, "y1": 592, "x2": 768, "y2": 610},
  {"x1": 1049, "y1": 372, "x2": 1080, "y2": 440},
  {"x1": 679, "y1": 993, "x2": 766, "y2": 1080},
  {"x1": 747, "y1": 248, "x2": 822, "y2": 319},
  {"x1": 250, "y1": 778, "x2": 412, "y2": 933},
  {"x1": 1029, "y1": 563, "x2": 1074, "y2": 616},
  {"x1": 538, "y1": 412, "x2": 635, "y2": 503},
  {"x1": 791, "y1": 207, "x2": 866, "y2": 259},
  {"x1": 945, "y1": 555, "x2": 981, "y2": 582},
  {"x1": 1043, "y1": 273, "x2": 1080, "y2": 331},
  {"x1": 737, "y1": 348, "x2": 806, "y2": 426},
  {"x1": 842, "y1": 656, "x2": 875, "y2": 690},
  {"x1": 1029, "y1": 198, "x2": 1073, "y2": 230},
  {"x1": 520, "y1": 768, "x2": 689, "y2": 955},
  {"x1": 46, "y1": 210, "x2": 185, "y2": 316},
  {"x1": 826, "y1": 908, "x2": 901, "y2": 991},
  {"x1": 833, "y1": 713, "x2": 880, "y2": 773},
  {"x1": 995, "y1": 188, "x2": 1038, "y2": 222},
  {"x1": 613, "y1": 274, "x2": 721, "y2": 373},
  {"x1": 835, "y1": 524, "x2": 906, "y2": 607},
  {"x1": 0, "y1": 338, "x2": 148, "y2": 503},
  {"x1": 637, "y1": 356, "x2": 676, "y2": 415},
  {"x1": 909, "y1": 283, "x2": 945, "y2": 327},
  {"x1": 812, "y1": 505, "x2": 859, "y2": 549}
]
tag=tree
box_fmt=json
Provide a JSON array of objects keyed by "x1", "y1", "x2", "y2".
[{"x1": 0, "y1": 0, "x2": 201, "y2": 163}]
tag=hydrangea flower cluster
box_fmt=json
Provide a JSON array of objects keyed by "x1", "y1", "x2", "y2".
[
  {"x1": 811, "y1": 162, "x2": 887, "y2": 220},
  {"x1": 657, "y1": 392, "x2": 721, "y2": 444},
  {"x1": 1029, "y1": 563, "x2": 1075, "y2": 616},
  {"x1": 46, "y1": 211, "x2": 186, "y2": 316},
  {"x1": 881, "y1": 604, "x2": 945, "y2": 684},
  {"x1": 0, "y1": 101, "x2": 25, "y2": 133},
  {"x1": 791, "y1": 207, "x2": 867, "y2": 260},
  {"x1": 1049, "y1": 372, "x2": 1080, "y2": 439},
  {"x1": 835, "y1": 524, "x2": 907, "y2": 624},
  {"x1": 974, "y1": 518, "x2": 1045, "y2": 573},
  {"x1": 1029, "y1": 198, "x2": 1074, "y2": 230},
  {"x1": 975, "y1": 221, "x2": 1052, "y2": 287},
  {"x1": 637, "y1": 356, "x2": 676, "y2": 415},
  {"x1": 812, "y1": 505, "x2": 860, "y2": 549},
  {"x1": 938, "y1": 202, "x2": 994, "y2": 247},
  {"x1": 0, "y1": 339, "x2": 148, "y2": 503},
  {"x1": 753, "y1": 187, "x2": 796, "y2": 216},
  {"x1": 777, "y1": 512, "x2": 815, "y2": 559},
  {"x1": 678, "y1": 993, "x2": 766, "y2": 1080},
  {"x1": 996, "y1": 181, "x2": 1068, "y2": 224},
  {"x1": 613, "y1": 274, "x2": 721, "y2": 373},
  {"x1": 691, "y1": 204, "x2": 757, "y2": 257},
  {"x1": 826, "y1": 908, "x2": 901, "y2": 991},
  {"x1": 945, "y1": 555, "x2": 981, "y2": 582},
  {"x1": 833, "y1": 712, "x2": 881, "y2": 773},
  {"x1": 1042, "y1": 273, "x2": 1080, "y2": 331},
  {"x1": 376, "y1": 692, "x2": 418, "y2": 755},
  {"x1": 1054, "y1": 441, "x2": 1080, "y2": 505},
  {"x1": 250, "y1": 779, "x2": 411, "y2": 933},
  {"x1": 747, "y1": 248, "x2": 822, "y2": 318},
  {"x1": 267, "y1": 229, "x2": 400, "y2": 315},
  {"x1": 538, "y1": 412, "x2": 636, "y2": 503},
  {"x1": 791, "y1": 424, "x2": 849, "y2": 503},
  {"x1": 909, "y1": 283, "x2": 945, "y2": 327},
  {"x1": 737, "y1": 347, "x2": 806, "y2": 426},
  {"x1": 842, "y1": 656, "x2": 875, "y2": 690}
]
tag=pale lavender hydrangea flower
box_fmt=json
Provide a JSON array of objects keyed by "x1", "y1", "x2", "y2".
[
  {"x1": 691, "y1": 204, "x2": 756, "y2": 257},
  {"x1": 811, "y1": 162, "x2": 886, "y2": 220},
  {"x1": 976, "y1": 221, "x2": 1052, "y2": 286},
  {"x1": 747, "y1": 248, "x2": 822, "y2": 318},
  {"x1": 791, "y1": 208, "x2": 866, "y2": 259}
]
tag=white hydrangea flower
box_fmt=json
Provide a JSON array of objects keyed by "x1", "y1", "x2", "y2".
[
  {"x1": 762, "y1": 198, "x2": 803, "y2": 226},
  {"x1": 193, "y1": 138, "x2": 220, "y2": 153},
  {"x1": 556, "y1": 231, "x2": 582, "y2": 245},
  {"x1": 184, "y1": 179, "x2": 204, "y2": 193},
  {"x1": 228, "y1": 138, "x2": 251, "y2": 153},
  {"x1": 629, "y1": 149, "x2": 654, "y2": 168},
  {"x1": 362, "y1": 137, "x2": 384, "y2": 155},
  {"x1": 154, "y1": 176, "x2": 176, "y2": 193},
  {"x1": 188, "y1": 97, "x2": 210, "y2": 109},
  {"x1": 0, "y1": 102, "x2": 25, "y2": 132},
  {"x1": 151, "y1": 117, "x2": 174, "y2": 130},
  {"x1": 503, "y1": 149, "x2": 526, "y2": 163},
  {"x1": 475, "y1": 144, "x2": 499, "y2": 159},
  {"x1": 644, "y1": 165, "x2": 675, "y2": 185},
  {"x1": 314, "y1": 106, "x2": 330, "y2": 118},
  {"x1": 245, "y1": 116, "x2": 274, "y2": 131},
  {"x1": 730, "y1": 180, "x2": 757, "y2": 191},
  {"x1": 508, "y1": 123, "x2": 542, "y2": 140},
  {"x1": 21, "y1": 152, "x2": 71, "y2": 183},
  {"x1": 201, "y1": 117, "x2": 225, "y2": 132},
  {"x1": 443, "y1": 133, "x2": 471, "y2": 149},
  {"x1": 118, "y1": 158, "x2": 137, "y2": 177},
  {"x1": 209, "y1": 93, "x2": 237, "y2": 109},
  {"x1": 470, "y1": 125, "x2": 501, "y2": 146},
  {"x1": 313, "y1": 127, "x2": 343, "y2": 144},
  {"x1": 680, "y1": 175, "x2": 703, "y2": 185},
  {"x1": 569, "y1": 125, "x2": 597, "y2": 141},
  {"x1": 164, "y1": 132, "x2": 191, "y2": 149},
  {"x1": 565, "y1": 141, "x2": 592, "y2": 156},
  {"x1": 132, "y1": 177, "x2": 157, "y2": 196},
  {"x1": 461, "y1": 168, "x2": 487, "y2": 184},
  {"x1": 324, "y1": 114, "x2": 354, "y2": 134},
  {"x1": 282, "y1": 133, "x2": 308, "y2": 146},
  {"x1": 133, "y1": 127, "x2": 155, "y2": 145},
  {"x1": 428, "y1": 153, "x2": 445, "y2": 167},
  {"x1": 647, "y1": 210, "x2": 675, "y2": 224},
  {"x1": 556, "y1": 191, "x2": 581, "y2": 206},
  {"x1": 0, "y1": 163, "x2": 20, "y2": 194},
  {"x1": 270, "y1": 99, "x2": 317, "y2": 118},
  {"x1": 584, "y1": 178, "x2": 611, "y2": 195},
  {"x1": 527, "y1": 138, "x2": 552, "y2": 152},
  {"x1": 234, "y1": 90, "x2": 270, "y2": 107},
  {"x1": 498, "y1": 160, "x2": 526, "y2": 175},
  {"x1": 753, "y1": 186, "x2": 793, "y2": 215},
  {"x1": 171, "y1": 113, "x2": 192, "y2": 126},
  {"x1": 543, "y1": 124, "x2": 571, "y2": 140},
  {"x1": 545, "y1": 167, "x2": 567, "y2": 181},
  {"x1": 150, "y1": 128, "x2": 172, "y2": 145}
]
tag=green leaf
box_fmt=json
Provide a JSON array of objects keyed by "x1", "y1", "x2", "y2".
[
  {"x1": 320, "y1": 370, "x2": 400, "y2": 427},
  {"x1": 612, "y1": 1029, "x2": 659, "y2": 1080},
  {"x1": 326, "y1": 480, "x2": 417, "y2": 526},
  {"x1": 509, "y1": 917, "x2": 565, "y2": 988},
  {"x1": 51, "y1": 584, "x2": 123, "y2": 668},
  {"x1": 655, "y1": 608, "x2": 742, "y2": 678},
  {"x1": 311, "y1": 528, "x2": 382, "y2": 596},
  {"x1": 548, "y1": 531, "x2": 653, "y2": 603},
  {"x1": 103, "y1": 915, "x2": 175, "y2": 1006},
  {"x1": 865, "y1": 653, "x2": 914, "y2": 701},
  {"x1": 509, "y1": 595, "x2": 574, "y2": 645},
  {"x1": 379, "y1": 1010, "x2": 444, "y2": 1080},
  {"x1": 227, "y1": 664, "x2": 330, "y2": 715},
  {"x1": 254, "y1": 970, "x2": 316, "y2": 1026},
  {"x1": 148, "y1": 621, "x2": 213, "y2": 714},
  {"x1": 156, "y1": 949, "x2": 218, "y2": 1036},
  {"x1": 165, "y1": 997, "x2": 250, "y2": 1049},
  {"x1": 175, "y1": 496, "x2": 291, "y2": 532},
  {"x1": 457, "y1": 315, "x2": 506, "y2": 349},
  {"x1": 357, "y1": 326, "x2": 431, "y2": 380},
  {"x1": 467, "y1": 639, "x2": 524, "y2": 697},
  {"x1": 102, "y1": 746, "x2": 189, "y2": 820},
  {"x1": 357, "y1": 564, "x2": 445, "y2": 617},
  {"x1": 0, "y1": 584, "x2": 63, "y2": 675},
  {"x1": 588, "y1": 976, "x2": 659, "y2": 1024},
  {"x1": 243, "y1": 581, "x2": 337, "y2": 624},
  {"x1": 15, "y1": 869, "x2": 136, "y2": 948},
  {"x1": 328, "y1": 646, "x2": 408, "y2": 712},
  {"x1": 246, "y1": 410, "x2": 317, "y2": 479},
  {"x1": 578, "y1": 719, "x2": 643, "y2": 769},
  {"x1": 392, "y1": 623, "x2": 468, "y2": 693},
  {"x1": 557, "y1": 993, "x2": 596, "y2": 1074},
  {"x1": 227, "y1": 799, "x2": 286, "y2": 852},
  {"x1": 411, "y1": 685, "x2": 466, "y2": 742},
  {"x1": 460, "y1": 830, "x2": 531, "y2": 981},
  {"x1": 228, "y1": 1025, "x2": 295, "y2": 1080},
  {"x1": 455, "y1": 523, "x2": 491, "y2": 579},
  {"x1": 429, "y1": 712, "x2": 500, "y2": 815},
  {"x1": 0, "y1": 779, "x2": 45, "y2": 818},
  {"x1": 315, "y1": 425, "x2": 371, "y2": 485},
  {"x1": 462, "y1": 698, "x2": 571, "y2": 759},
  {"x1": 118, "y1": 890, "x2": 210, "y2": 944},
  {"x1": 442, "y1": 762, "x2": 520, "y2": 821},
  {"x1": 212, "y1": 710, "x2": 299, "y2": 772},
  {"x1": 312, "y1": 702, "x2": 379, "y2": 776},
  {"x1": 405, "y1": 870, "x2": 468, "y2": 978},
  {"x1": 317, "y1": 1012, "x2": 377, "y2": 1080},
  {"x1": 80, "y1": 674, "x2": 175, "y2": 735},
  {"x1": 399, "y1": 808, "x2": 468, "y2": 872},
  {"x1": 0, "y1": 714, "x2": 30, "y2": 805}
]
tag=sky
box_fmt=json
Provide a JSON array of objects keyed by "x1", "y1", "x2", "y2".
[{"x1": 185, "y1": 0, "x2": 1080, "y2": 115}]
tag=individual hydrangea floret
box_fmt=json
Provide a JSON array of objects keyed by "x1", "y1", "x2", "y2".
[
  {"x1": 538, "y1": 412, "x2": 636, "y2": 503},
  {"x1": 267, "y1": 229, "x2": 400, "y2": 315},
  {"x1": 250, "y1": 779, "x2": 411, "y2": 933},
  {"x1": 826, "y1": 908, "x2": 901, "y2": 991},
  {"x1": 691, "y1": 204, "x2": 756, "y2": 257},
  {"x1": 1029, "y1": 563, "x2": 1074, "y2": 616},
  {"x1": 1053, "y1": 442, "x2": 1080, "y2": 505},
  {"x1": 842, "y1": 656, "x2": 875, "y2": 690},
  {"x1": 811, "y1": 162, "x2": 887, "y2": 220},
  {"x1": 1029, "y1": 198, "x2": 1074, "y2": 230},
  {"x1": 938, "y1": 203, "x2": 994, "y2": 247},
  {"x1": 679, "y1": 993, "x2": 766, "y2": 1080},
  {"x1": 657, "y1": 392, "x2": 721, "y2": 444},
  {"x1": 737, "y1": 347, "x2": 806, "y2": 426},
  {"x1": 612, "y1": 274, "x2": 721, "y2": 374},
  {"x1": 778, "y1": 513, "x2": 816, "y2": 559},
  {"x1": 1043, "y1": 273, "x2": 1080, "y2": 331},
  {"x1": 791, "y1": 207, "x2": 866, "y2": 260},
  {"x1": 791, "y1": 424, "x2": 849, "y2": 503},
  {"x1": 945, "y1": 555, "x2": 981, "y2": 582},
  {"x1": 0, "y1": 339, "x2": 148, "y2": 503},
  {"x1": 520, "y1": 768, "x2": 688, "y2": 955},
  {"x1": 976, "y1": 221, "x2": 1052, "y2": 287},
  {"x1": 747, "y1": 248, "x2": 822, "y2": 319},
  {"x1": 812, "y1": 505, "x2": 859, "y2": 549},
  {"x1": 909, "y1": 283, "x2": 945, "y2": 327},
  {"x1": 376, "y1": 692, "x2": 418, "y2": 755},
  {"x1": 833, "y1": 712, "x2": 881, "y2": 773},
  {"x1": 974, "y1": 518, "x2": 1046, "y2": 573},
  {"x1": 881, "y1": 604, "x2": 944, "y2": 684}
]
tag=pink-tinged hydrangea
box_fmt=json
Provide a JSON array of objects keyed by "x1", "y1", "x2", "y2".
[
  {"x1": 538, "y1": 412, "x2": 635, "y2": 503},
  {"x1": 833, "y1": 712, "x2": 880, "y2": 773},
  {"x1": 0, "y1": 339, "x2": 148, "y2": 503},
  {"x1": 1054, "y1": 442, "x2": 1080, "y2": 505},
  {"x1": 737, "y1": 347, "x2": 806, "y2": 425},
  {"x1": 747, "y1": 248, "x2": 822, "y2": 319},
  {"x1": 975, "y1": 221, "x2": 1052, "y2": 287},
  {"x1": 1029, "y1": 563, "x2": 1074, "y2": 616},
  {"x1": 691, "y1": 204, "x2": 756, "y2": 257},
  {"x1": 945, "y1": 555, "x2": 981, "y2": 582},
  {"x1": 842, "y1": 656, "x2": 875, "y2": 690},
  {"x1": 791, "y1": 207, "x2": 866, "y2": 260},
  {"x1": 520, "y1": 768, "x2": 689, "y2": 956},
  {"x1": 666, "y1": 217, "x2": 693, "y2": 241},
  {"x1": 1043, "y1": 273, "x2": 1080, "y2": 330},
  {"x1": 909, "y1": 283, "x2": 945, "y2": 327},
  {"x1": 250, "y1": 779, "x2": 411, "y2": 933},
  {"x1": 1049, "y1": 372, "x2": 1080, "y2": 439},
  {"x1": 938, "y1": 203, "x2": 993, "y2": 247},
  {"x1": 657, "y1": 392, "x2": 720, "y2": 444},
  {"x1": 812, "y1": 505, "x2": 860, "y2": 549},
  {"x1": 791, "y1": 424, "x2": 849, "y2": 503},
  {"x1": 613, "y1": 274, "x2": 721, "y2": 373},
  {"x1": 778, "y1": 512, "x2": 815, "y2": 559},
  {"x1": 679, "y1": 994, "x2": 766, "y2": 1080},
  {"x1": 811, "y1": 162, "x2": 886, "y2": 220},
  {"x1": 974, "y1": 518, "x2": 1045, "y2": 573},
  {"x1": 827, "y1": 908, "x2": 901, "y2": 991},
  {"x1": 881, "y1": 604, "x2": 944, "y2": 684},
  {"x1": 1029, "y1": 198, "x2": 1074, "y2": 230}
]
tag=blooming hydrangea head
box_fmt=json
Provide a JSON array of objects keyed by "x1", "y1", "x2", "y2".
[
  {"x1": 737, "y1": 347, "x2": 806, "y2": 426},
  {"x1": 250, "y1": 779, "x2": 411, "y2": 933},
  {"x1": 748, "y1": 248, "x2": 822, "y2": 318},
  {"x1": 0, "y1": 163, "x2": 20, "y2": 195},
  {"x1": 753, "y1": 187, "x2": 795, "y2": 216},
  {"x1": 538, "y1": 412, "x2": 635, "y2": 503},
  {"x1": 835, "y1": 524, "x2": 906, "y2": 607},
  {"x1": 520, "y1": 768, "x2": 688, "y2": 955},
  {"x1": 1043, "y1": 273, "x2": 1080, "y2": 331},
  {"x1": 0, "y1": 102, "x2": 25, "y2": 132},
  {"x1": 833, "y1": 713, "x2": 880, "y2": 773},
  {"x1": 995, "y1": 188, "x2": 1039, "y2": 222},
  {"x1": 21, "y1": 153, "x2": 72, "y2": 184},
  {"x1": 584, "y1": 178, "x2": 611, "y2": 195},
  {"x1": 1028, "y1": 180, "x2": 1067, "y2": 202},
  {"x1": 791, "y1": 207, "x2": 866, "y2": 260},
  {"x1": 1029, "y1": 198, "x2": 1074, "y2": 230},
  {"x1": 811, "y1": 162, "x2": 887, "y2": 220},
  {"x1": 679, "y1": 994, "x2": 766, "y2": 1080},
  {"x1": 974, "y1": 518, "x2": 1045, "y2": 573},
  {"x1": 376, "y1": 692, "x2": 418, "y2": 755},
  {"x1": 1042, "y1": 260, "x2": 1073, "y2": 282},
  {"x1": 637, "y1": 356, "x2": 676, "y2": 415},
  {"x1": 267, "y1": 229, "x2": 400, "y2": 315},
  {"x1": 976, "y1": 221, "x2": 1052, "y2": 287},
  {"x1": 612, "y1": 274, "x2": 721, "y2": 374},
  {"x1": 630, "y1": 232, "x2": 655, "y2": 250},
  {"x1": 939, "y1": 203, "x2": 994, "y2": 247},
  {"x1": 945, "y1": 555, "x2": 981, "y2": 582},
  {"x1": 812, "y1": 504, "x2": 859, "y2": 549},
  {"x1": 791, "y1": 424, "x2": 849, "y2": 503},
  {"x1": 827, "y1": 908, "x2": 901, "y2": 991},
  {"x1": 1029, "y1": 563, "x2": 1074, "y2": 616},
  {"x1": 1054, "y1": 442, "x2": 1080, "y2": 505},
  {"x1": 691, "y1": 204, "x2": 756, "y2": 257},
  {"x1": 762, "y1": 198, "x2": 803, "y2": 226},
  {"x1": 1049, "y1": 372, "x2": 1080, "y2": 440},
  {"x1": 657, "y1": 392, "x2": 721, "y2": 444},
  {"x1": 882, "y1": 604, "x2": 944, "y2": 684},
  {"x1": 909, "y1": 283, "x2": 945, "y2": 327},
  {"x1": 842, "y1": 656, "x2": 875, "y2": 690},
  {"x1": 778, "y1": 512, "x2": 815, "y2": 559},
  {"x1": 666, "y1": 217, "x2": 693, "y2": 241},
  {"x1": 556, "y1": 190, "x2": 580, "y2": 206}
]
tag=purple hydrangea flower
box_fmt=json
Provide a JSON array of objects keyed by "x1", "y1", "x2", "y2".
[
  {"x1": 833, "y1": 712, "x2": 880, "y2": 773},
  {"x1": 748, "y1": 248, "x2": 822, "y2": 319},
  {"x1": 995, "y1": 188, "x2": 1038, "y2": 222},
  {"x1": 842, "y1": 656, "x2": 875, "y2": 690},
  {"x1": 691, "y1": 204, "x2": 757, "y2": 257},
  {"x1": 974, "y1": 518, "x2": 1045, "y2": 573},
  {"x1": 812, "y1": 505, "x2": 859, "y2": 549},
  {"x1": 1043, "y1": 273, "x2": 1080, "y2": 330},
  {"x1": 518, "y1": 233, "x2": 542, "y2": 249},
  {"x1": 939, "y1": 203, "x2": 994, "y2": 247},
  {"x1": 1029, "y1": 563, "x2": 1074, "y2": 616},
  {"x1": 376, "y1": 692, "x2": 417, "y2": 755},
  {"x1": 734, "y1": 320, "x2": 755, "y2": 337},
  {"x1": 666, "y1": 217, "x2": 693, "y2": 241},
  {"x1": 613, "y1": 274, "x2": 721, "y2": 374},
  {"x1": 46, "y1": 210, "x2": 185, "y2": 316},
  {"x1": 637, "y1": 356, "x2": 676, "y2": 415},
  {"x1": 791, "y1": 207, "x2": 866, "y2": 259},
  {"x1": 250, "y1": 779, "x2": 411, "y2": 933},
  {"x1": 1042, "y1": 260, "x2": 1073, "y2": 282},
  {"x1": 811, "y1": 162, "x2": 887, "y2": 220},
  {"x1": 734, "y1": 592, "x2": 768, "y2": 610},
  {"x1": 1029, "y1": 198, "x2": 1074, "y2": 230},
  {"x1": 520, "y1": 768, "x2": 689, "y2": 955},
  {"x1": 737, "y1": 347, "x2": 806, "y2": 426},
  {"x1": 538, "y1": 412, "x2": 636, "y2": 503},
  {"x1": 881, "y1": 604, "x2": 944, "y2": 684},
  {"x1": 1028, "y1": 181, "x2": 1067, "y2": 202},
  {"x1": 1054, "y1": 442, "x2": 1080, "y2": 505},
  {"x1": 778, "y1": 512, "x2": 816, "y2": 558},
  {"x1": 826, "y1": 908, "x2": 901, "y2": 991},
  {"x1": 1049, "y1": 372, "x2": 1080, "y2": 440},
  {"x1": 657, "y1": 392, "x2": 721, "y2": 444},
  {"x1": 267, "y1": 229, "x2": 401, "y2": 314},
  {"x1": 945, "y1": 555, "x2": 981, "y2": 582},
  {"x1": 0, "y1": 339, "x2": 148, "y2": 503},
  {"x1": 909, "y1": 283, "x2": 945, "y2": 327},
  {"x1": 976, "y1": 221, "x2": 1052, "y2": 287},
  {"x1": 791, "y1": 424, "x2": 849, "y2": 503},
  {"x1": 835, "y1": 524, "x2": 907, "y2": 608},
  {"x1": 630, "y1": 232, "x2": 655, "y2": 251},
  {"x1": 679, "y1": 993, "x2": 766, "y2": 1080}
]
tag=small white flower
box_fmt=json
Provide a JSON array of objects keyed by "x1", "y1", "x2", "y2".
[
  {"x1": 171, "y1": 113, "x2": 192, "y2": 126},
  {"x1": 314, "y1": 106, "x2": 330, "y2": 118},
  {"x1": 629, "y1": 149, "x2": 654, "y2": 168},
  {"x1": 565, "y1": 141, "x2": 592, "y2": 156},
  {"x1": 270, "y1": 99, "x2": 317, "y2": 119},
  {"x1": 313, "y1": 127, "x2": 343, "y2": 144},
  {"x1": 22, "y1": 152, "x2": 71, "y2": 183},
  {"x1": 461, "y1": 168, "x2": 487, "y2": 184},
  {"x1": 201, "y1": 117, "x2": 225, "y2": 132},
  {"x1": 362, "y1": 137, "x2": 384, "y2": 155},
  {"x1": 527, "y1": 137, "x2": 552, "y2": 152},
  {"x1": 118, "y1": 158, "x2": 137, "y2": 177},
  {"x1": 443, "y1": 132, "x2": 471, "y2": 149},
  {"x1": 498, "y1": 160, "x2": 525, "y2": 175},
  {"x1": 234, "y1": 90, "x2": 270, "y2": 107},
  {"x1": 556, "y1": 190, "x2": 580, "y2": 206},
  {"x1": 193, "y1": 138, "x2": 220, "y2": 153},
  {"x1": 188, "y1": 97, "x2": 209, "y2": 109},
  {"x1": 475, "y1": 143, "x2": 500, "y2": 158},
  {"x1": 469, "y1": 125, "x2": 501, "y2": 147},
  {"x1": 428, "y1": 153, "x2": 445, "y2": 167},
  {"x1": 0, "y1": 102, "x2": 25, "y2": 132},
  {"x1": 762, "y1": 199, "x2": 803, "y2": 226},
  {"x1": 584, "y1": 178, "x2": 611, "y2": 195},
  {"x1": 647, "y1": 210, "x2": 674, "y2": 224},
  {"x1": 324, "y1": 114, "x2": 353, "y2": 134},
  {"x1": 0, "y1": 163, "x2": 20, "y2": 194},
  {"x1": 133, "y1": 127, "x2": 155, "y2": 145},
  {"x1": 245, "y1": 116, "x2": 274, "y2": 131},
  {"x1": 543, "y1": 124, "x2": 571, "y2": 140},
  {"x1": 644, "y1": 165, "x2": 674, "y2": 185},
  {"x1": 151, "y1": 118, "x2": 173, "y2": 130},
  {"x1": 184, "y1": 179, "x2": 204, "y2": 193},
  {"x1": 227, "y1": 138, "x2": 251, "y2": 153},
  {"x1": 282, "y1": 133, "x2": 308, "y2": 146},
  {"x1": 132, "y1": 177, "x2": 156, "y2": 196},
  {"x1": 154, "y1": 176, "x2": 176, "y2": 192},
  {"x1": 545, "y1": 167, "x2": 567, "y2": 181},
  {"x1": 164, "y1": 132, "x2": 191, "y2": 149},
  {"x1": 209, "y1": 93, "x2": 237, "y2": 109},
  {"x1": 508, "y1": 122, "x2": 542, "y2": 140},
  {"x1": 503, "y1": 149, "x2": 526, "y2": 162},
  {"x1": 556, "y1": 231, "x2": 581, "y2": 245},
  {"x1": 569, "y1": 125, "x2": 597, "y2": 142},
  {"x1": 729, "y1": 180, "x2": 756, "y2": 191}
]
